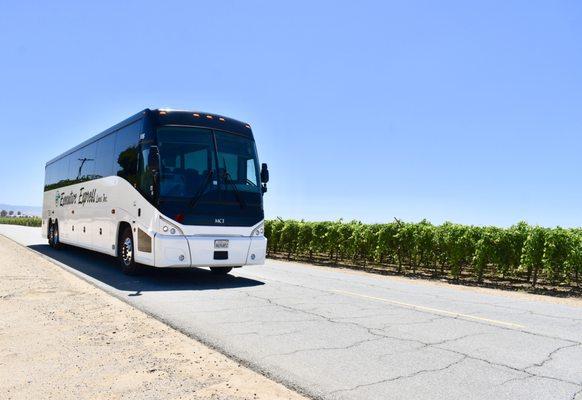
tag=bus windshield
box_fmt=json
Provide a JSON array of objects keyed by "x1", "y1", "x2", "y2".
[{"x1": 156, "y1": 126, "x2": 263, "y2": 226}]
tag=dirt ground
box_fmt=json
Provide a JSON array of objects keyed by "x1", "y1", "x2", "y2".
[{"x1": 0, "y1": 236, "x2": 305, "y2": 400}]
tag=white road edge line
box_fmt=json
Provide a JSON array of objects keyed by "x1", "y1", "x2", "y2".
[{"x1": 332, "y1": 289, "x2": 525, "y2": 329}]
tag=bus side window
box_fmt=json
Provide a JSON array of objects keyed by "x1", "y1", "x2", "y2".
[
  {"x1": 68, "y1": 143, "x2": 96, "y2": 183},
  {"x1": 62, "y1": 154, "x2": 73, "y2": 186},
  {"x1": 138, "y1": 145, "x2": 155, "y2": 200},
  {"x1": 95, "y1": 134, "x2": 115, "y2": 178},
  {"x1": 45, "y1": 162, "x2": 56, "y2": 191},
  {"x1": 113, "y1": 122, "x2": 140, "y2": 185},
  {"x1": 246, "y1": 159, "x2": 258, "y2": 186}
]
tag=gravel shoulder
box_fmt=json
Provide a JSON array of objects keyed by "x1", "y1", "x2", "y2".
[{"x1": 0, "y1": 236, "x2": 305, "y2": 400}]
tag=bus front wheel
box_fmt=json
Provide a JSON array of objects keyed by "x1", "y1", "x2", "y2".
[{"x1": 118, "y1": 227, "x2": 143, "y2": 275}]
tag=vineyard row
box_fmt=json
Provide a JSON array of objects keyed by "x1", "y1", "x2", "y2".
[
  {"x1": 0, "y1": 217, "x2": 42, "y2": 227},
  {"x1": 265, "y1": 219, "x2": 582, "y2": 289}
]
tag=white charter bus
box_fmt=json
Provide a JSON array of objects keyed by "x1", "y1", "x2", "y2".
[{"x1": 42, "y1": 109, "x2": 269, "y2": 275}]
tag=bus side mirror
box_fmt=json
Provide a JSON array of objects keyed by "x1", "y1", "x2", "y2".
[
  {"x1": 260, "y1": 163, "x2": 269, "y2": 183},
  {"x1": 148, "y1": 146, "x2": 160, "y2": 174}
]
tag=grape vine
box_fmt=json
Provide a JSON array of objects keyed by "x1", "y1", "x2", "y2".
[{"x1": 265, "y1": 219, "x2": 582, "y2": 289}]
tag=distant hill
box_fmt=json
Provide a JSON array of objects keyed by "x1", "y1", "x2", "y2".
[{"x1": 0, "y1": 204, "x2": 42, "y2": 216}]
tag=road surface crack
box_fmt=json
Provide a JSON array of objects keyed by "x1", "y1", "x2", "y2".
[
  {"x1": 437, "y1": 346, "x2": 582, "y2": 389},
  {"x1": 328, "y1": 355, "x2": 468, "y2": 395},
  {"x1": 262, "y1": 337, "x2": 385, "y2": 359},
  {"x1": 524, "y1": 342, "x2": 581, "y2": 371}
]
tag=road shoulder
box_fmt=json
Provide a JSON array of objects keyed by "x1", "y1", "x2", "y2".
[{"x1": 0, "y1": 236, "x2": 305, "y2": 400}]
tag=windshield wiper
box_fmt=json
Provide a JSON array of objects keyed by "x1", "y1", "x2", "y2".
[
  {"x1": 221, "y1": 159, "x2": 245, "y2": 209},
  {"x1": 189, "y1": 170, "x2": 213, "y2": 209}
]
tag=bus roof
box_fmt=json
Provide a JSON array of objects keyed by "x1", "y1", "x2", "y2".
[{"x1": 46, "y1": 109, "x2": 254, "y2": 166}]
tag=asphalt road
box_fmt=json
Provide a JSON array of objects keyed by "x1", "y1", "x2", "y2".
[{"x1": 2, "y1": 225, "x2": 582, "y2": 400}]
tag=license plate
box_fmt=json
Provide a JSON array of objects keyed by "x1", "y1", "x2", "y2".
[{"x1": 214, "y1": 239, "x2": 229, "y2": 249}]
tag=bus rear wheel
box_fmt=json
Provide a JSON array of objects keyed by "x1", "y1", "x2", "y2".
[
  {"x1": 48, "y1": 221, "x2": 62, "y2": 249},
  {"x1": 210, "y1": 267, "x2": 233, "y2": 275},
  {"x1": 118, "y1": 227, "x2": 143, "y2": 275}
]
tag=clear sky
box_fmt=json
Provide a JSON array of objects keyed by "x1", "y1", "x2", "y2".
[{"x1": 1, "y1": 1, "x2": 581, "y2": 227}]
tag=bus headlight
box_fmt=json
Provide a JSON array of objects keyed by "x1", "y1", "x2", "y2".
[
  {"x1": 251, "y1": 223, "x2": 264, "y2": 236},
  {"x1": 159, "y1": 217, "x2": 183, "y2": 235}
]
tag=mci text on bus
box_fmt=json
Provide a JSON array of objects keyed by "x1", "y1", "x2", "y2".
[{"x1": 42, "y1": 109, "x2": 269, "y2": 275}]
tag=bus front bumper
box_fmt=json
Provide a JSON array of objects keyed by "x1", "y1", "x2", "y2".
[{"x1": 153, "y1": 234, "x2": 266, "y2": 268}]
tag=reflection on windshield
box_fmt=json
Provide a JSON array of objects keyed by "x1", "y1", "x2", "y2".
[
  {"x1": 157, "y1": 127, "x2": 261, "y2": 200},
  {"x1": 158, "y1": 127, "x2": 215, "y2": 198},
  {"x1": 215, "y1": 131, "x2": 260, "y2": 193},
  {"x1": 156, "y1": 127, "x2": 264, "y2": 226}
]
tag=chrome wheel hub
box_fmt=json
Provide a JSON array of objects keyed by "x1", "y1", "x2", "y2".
[
  {"x1": 50, "y1": 224, "x2": 59, "y2": 245},
  {"x1": 122, "y1": 237, "x2": 133, "y2": 266}
]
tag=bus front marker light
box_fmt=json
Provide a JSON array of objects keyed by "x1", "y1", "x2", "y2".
[
  {"x1": 251, "y1": 254, "x2": 256, "y2": 260},
  {"x1": 251, "y1": 223, "x2": 264, "y2": 236},
  {"x1": 159, "y1": 217, "x2": 184, "y2": 235},
  {"x1": 179, "y1": 254, "x2": 185, "y2": 262}
]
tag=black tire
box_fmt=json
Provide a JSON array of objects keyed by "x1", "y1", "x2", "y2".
[
  {"x1": 210, "y1": 267, "x2": 233, "y2": 275},
  {"x1": 49, "y1": 221, "x2": 63, "y2": 249},
  {"x1": 47, "y1": 221, "x2": 54, "y2": 248},
  {"x1": 118, "y1": 226, "x2": 142, "y2": 275}
]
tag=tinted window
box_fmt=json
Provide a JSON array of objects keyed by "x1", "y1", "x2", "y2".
[
  {"x1": 246, "y1": 159, "x2": 257, "y2": 186},
  {"x1": 94, "y1": 134, "x2": 115, "y2": 178},
  {"x1": 184, "y1": 148, "x2": 208, "y2": 171},
  {"x1": 48, "y1": 163, "x2": 56, "y2": 186},
  {"x1": 44, "y1": 162, "x2": 57, "y2": 190},
  {"x1": 67, "y1": 152, "x2": 80, "y2": 182},
  {"x1": 47, "y1": 155, "x2": 72, "y2": 188},
  {"x1": 215, "y1": 131, "x2": 261, "y2": 193},
  {"x1": 42, "y1": 117, "x2": 145, "y2": 191},
  {"x1": 156, "y1": 128, "x2": 263, "y2": 227},
  {"x1": 72, "y1": 143, "x2": 97, "y2": 181},
  {"x1": 157, "y1": 127, "x2": 215, "y2": 198},
  {"x1": 113, "y1": 122, "x2": 140, "y2": 185},
  {"x1": 67, "y1": 145, "x2": 96, "y2": 184},
  {"x1": 58, "y1": 156, "x2": 71, "y2": 186},
  {"x1": 138, "y1": 145, "x2": 154, "y2": 200}
]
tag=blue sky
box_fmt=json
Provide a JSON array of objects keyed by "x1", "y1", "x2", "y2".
[{"x1": 1, "y1": 1, "x2": 581, "y2": 226}]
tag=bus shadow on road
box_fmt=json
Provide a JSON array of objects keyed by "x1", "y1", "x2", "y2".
[{"x1": 28, "y1": 244, "x2": 265, "y2": 292}]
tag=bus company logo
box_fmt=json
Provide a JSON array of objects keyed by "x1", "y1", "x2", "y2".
[
  {"x1": 214, "y1": 218, "x2": 225, "y2": 224},
  {"x1": 55, "y1": 187, "x2": 107, "y2": 207}
]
